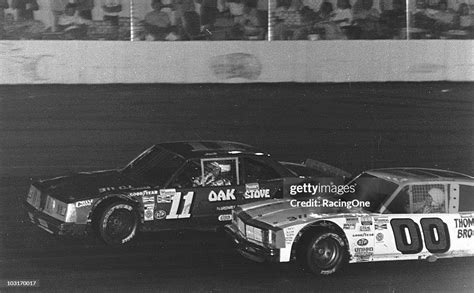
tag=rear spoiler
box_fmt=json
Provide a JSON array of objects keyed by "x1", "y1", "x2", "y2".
[{"x1": 304, "y1": 159, "x2": 352, "y2": 179}]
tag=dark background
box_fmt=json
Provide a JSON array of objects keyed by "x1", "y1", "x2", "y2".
[{"x1": 0, "y1": 82, "x2": 473, "y2": 292}]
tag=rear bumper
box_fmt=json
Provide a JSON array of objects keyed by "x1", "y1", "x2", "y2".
[
  {"x1": 24, "y1": 201, "x2": 89, "y2": 237},
  {"x1": 224, "y1": 224, "x2": 280, "y2": 263}
]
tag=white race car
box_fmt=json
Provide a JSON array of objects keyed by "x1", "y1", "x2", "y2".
[{"x1": 225, "y1": 168, "x2": 474, "y2": 275}]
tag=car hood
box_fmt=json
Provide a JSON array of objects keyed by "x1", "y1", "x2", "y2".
[
  {"x1": 238, "y1": 198, "x2": 370, "y2": 229},
  {"x1": 33, "y1": 169, "x2": 144, "y2": 203}
]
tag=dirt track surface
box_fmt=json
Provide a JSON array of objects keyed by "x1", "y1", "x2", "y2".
[{"x1": 0, "y1": 82, "x2": 473, "y2": 292}]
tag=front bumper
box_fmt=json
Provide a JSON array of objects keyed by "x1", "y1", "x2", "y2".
[
  {"x1": 225, "y1": 224, "x2": 280, "y2": 263},
  {"x1": 24, "y1": 201, "x2": 89, "y2": 237}
]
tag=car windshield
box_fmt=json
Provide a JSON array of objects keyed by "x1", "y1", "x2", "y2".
[
  {"x1": 344, "y1": 173, "x2": 399, "y2": 212},
  {"x1": 122, "y1": 146, "x2": 186, "y2": 187}
]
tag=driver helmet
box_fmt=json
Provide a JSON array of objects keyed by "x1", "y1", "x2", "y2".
[{"x1": 428, "y1": 188, "x2": 445, "y2": 208}]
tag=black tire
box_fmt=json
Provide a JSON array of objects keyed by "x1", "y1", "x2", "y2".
[
  {"x1": 302, "y1": 229, "x2": 348, "y2": 275},
  {"x1": 97, "y1": 201, "x2": 138, "y2": 245}
]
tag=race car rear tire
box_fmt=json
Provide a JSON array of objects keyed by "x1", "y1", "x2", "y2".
[
  {"x1": 97, "y1": 201, "x2": 138, "y2": 245},
  {"x1": 303, "y1": 230, "x2": 348, "y2": 275}
]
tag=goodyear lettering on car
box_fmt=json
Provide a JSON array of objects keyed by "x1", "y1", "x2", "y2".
[
  {"x1": 208, "y1": 189, "x2": 236, "y2": 202},
  {"x1": 129, "y1": 190, "x2": 159, "y2": 197}
]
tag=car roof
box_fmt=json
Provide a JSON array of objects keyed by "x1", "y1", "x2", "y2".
[
  {"x1": 365, "y1": 167, "x2": 474, "y2": 184},
  {"x1": 156, "y1": 141, "x2": 269, "y2": 159}
]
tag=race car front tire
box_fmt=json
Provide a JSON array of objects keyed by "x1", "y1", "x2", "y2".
[
  {"x1": 97, "y1": 201, "x2": 138, "y2": 245},
  {"x1": 303, "y1": 229, "x2": 348, "y2": 275}
]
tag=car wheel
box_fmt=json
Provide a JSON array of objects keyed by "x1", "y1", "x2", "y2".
[
  {"x1": 304, "y1": 230, "x2": 348, "y2": 275},
  {"x1": 98, "y1": 201, "x2": 138, "y2": 245}
]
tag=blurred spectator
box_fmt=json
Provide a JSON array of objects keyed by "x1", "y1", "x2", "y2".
[
  {"x1": 75, "y1": 0, "x2": 94, "y2": 20},
  {"x1": 227, "y1": 0, "x2": 245, "y2": 24},
  {"x1": 230, "y1": 2, "x2": 264, "y2": 39},
  {"x1": 273, "y1": 0, "x2": 299, "y2": 39},
  {"x1": 414, "y1": 0, "x2": 456, "y2": 37},
  {"x1": 352, "y1": 0, "x2": 381, "y2": 38},
  {"x1": 101, "y1": 0, "x2": 122, "y2": 39},
  {"x1": 456, "y1": 3, "x2": 473, "y2": 30},
  {"x1": 51, "y1": 0, "x2": 69, "y2": 32},
  {"x1": 330, "y1": 0, "x2": 352, "y2": 27},
  {"x1": 3, "y1": 11, "x2": 45, "y2": 39},
  {"x1": 57, "y1": 3, "x2": 91, "y2": 39},
  {"x1": 144, "y1": 0, "x2": 173, "y2": 40},
  {"x1": 379, "y1": 0, "x2": 406, "y2": 38},
  {"x1": 11, "y1": 0, "x2": 39, "y2": 21},
  {"x1": 0, "y1": 0, "x2": 8, "y2": 38},
  {"x1": 305, "y1": 1, "x2": 334, "y2": 39},
  {"x1": 198, "y1": 0, "x2": 218, "y2": 30},
  {"x1": 175, "y1": 0, "x2": 196, "y2": 25}
]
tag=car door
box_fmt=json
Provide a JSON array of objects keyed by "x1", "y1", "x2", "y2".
[
  {"x1": 374, "y1": 183, "x2": 459, "y2": 261},
  {"x1": 162, "y1": 156, "x2": 246, "y2": 229},
  {"x1": 239, "y1": 156, "x2": 287, "y2": 204}
]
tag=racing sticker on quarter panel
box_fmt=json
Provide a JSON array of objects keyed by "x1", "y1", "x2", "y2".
[
  {"x1": 343, "y1": 223, "x2": 356, "y2": 230},
  {"x1": 245, "y1": 183, "x2": 259, "y2": 192},
  {"x1": 144, "y1": 204, "x2": 154, "y2": 221},
  {"x1": 142, "y1": 196, "x2": 154, "y2": 204},
  {"x1": 375, "y1": 217, "x2": 389, "y2": 230},
  {"x1": 376, "y1": 232, "x2": 384, "y2": 242},
  {"x1": 284, "y1": 227, "x2": 296, "y2": 246},
  {"x1": 361, "y1": 216, "x2": 373, "y2": 226},
  {"x1": 216, "y1": 205, "x2": 235, "y2": 211},
  {"x1": 157, "y1": 189, "x2": 176, "y2": 203},
  {"x1": 345, "y1": 217, "x2": 359, "y2": 224},
  {"x1": 76, "y1": 199, "x2": 93, "y2": 208},
  {"x1": 154, "y1": 210, "x2": 167, "y2": 220},
  {"x1": 218, "y1": 214, "x2": 232, "y2": 221},
  {"x1": 359, "y1": 225, "x2": 371, "y2": 232},
  {"x1": 208, "y1": 189, "x2": 236, "y2": 202}
]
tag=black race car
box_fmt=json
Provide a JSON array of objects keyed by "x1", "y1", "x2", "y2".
[{"x1": 25, "y1": 141, "x2": 349, "y2": 245}]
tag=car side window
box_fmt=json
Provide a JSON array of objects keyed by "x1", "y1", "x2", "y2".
[
  {"x1": 385, "y1": 186, "x2": 410, "y2": 214},
  {"x1": 410, "y1": 184, "x2": 447, "y2": 214},
  {"x1": 459, "y1": 184, "x2": 474, "y2": 212},
  {"x1": 193, "y1": 158, "x2": 240, "y2": 187},
  {"x1": 168, "y1": 160, "x2": 201, "y2": 189},
  {"x1": 243, "y1": 157, "x2": 281, "y2": 183}
]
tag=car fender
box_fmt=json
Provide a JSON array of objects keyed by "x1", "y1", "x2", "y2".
[
  {"x1": 88, "y1": 193, "x2": 142, "y2": 225},
  {"x1": 281, "y1": 219, "x2": 348, "y2": 262}
]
